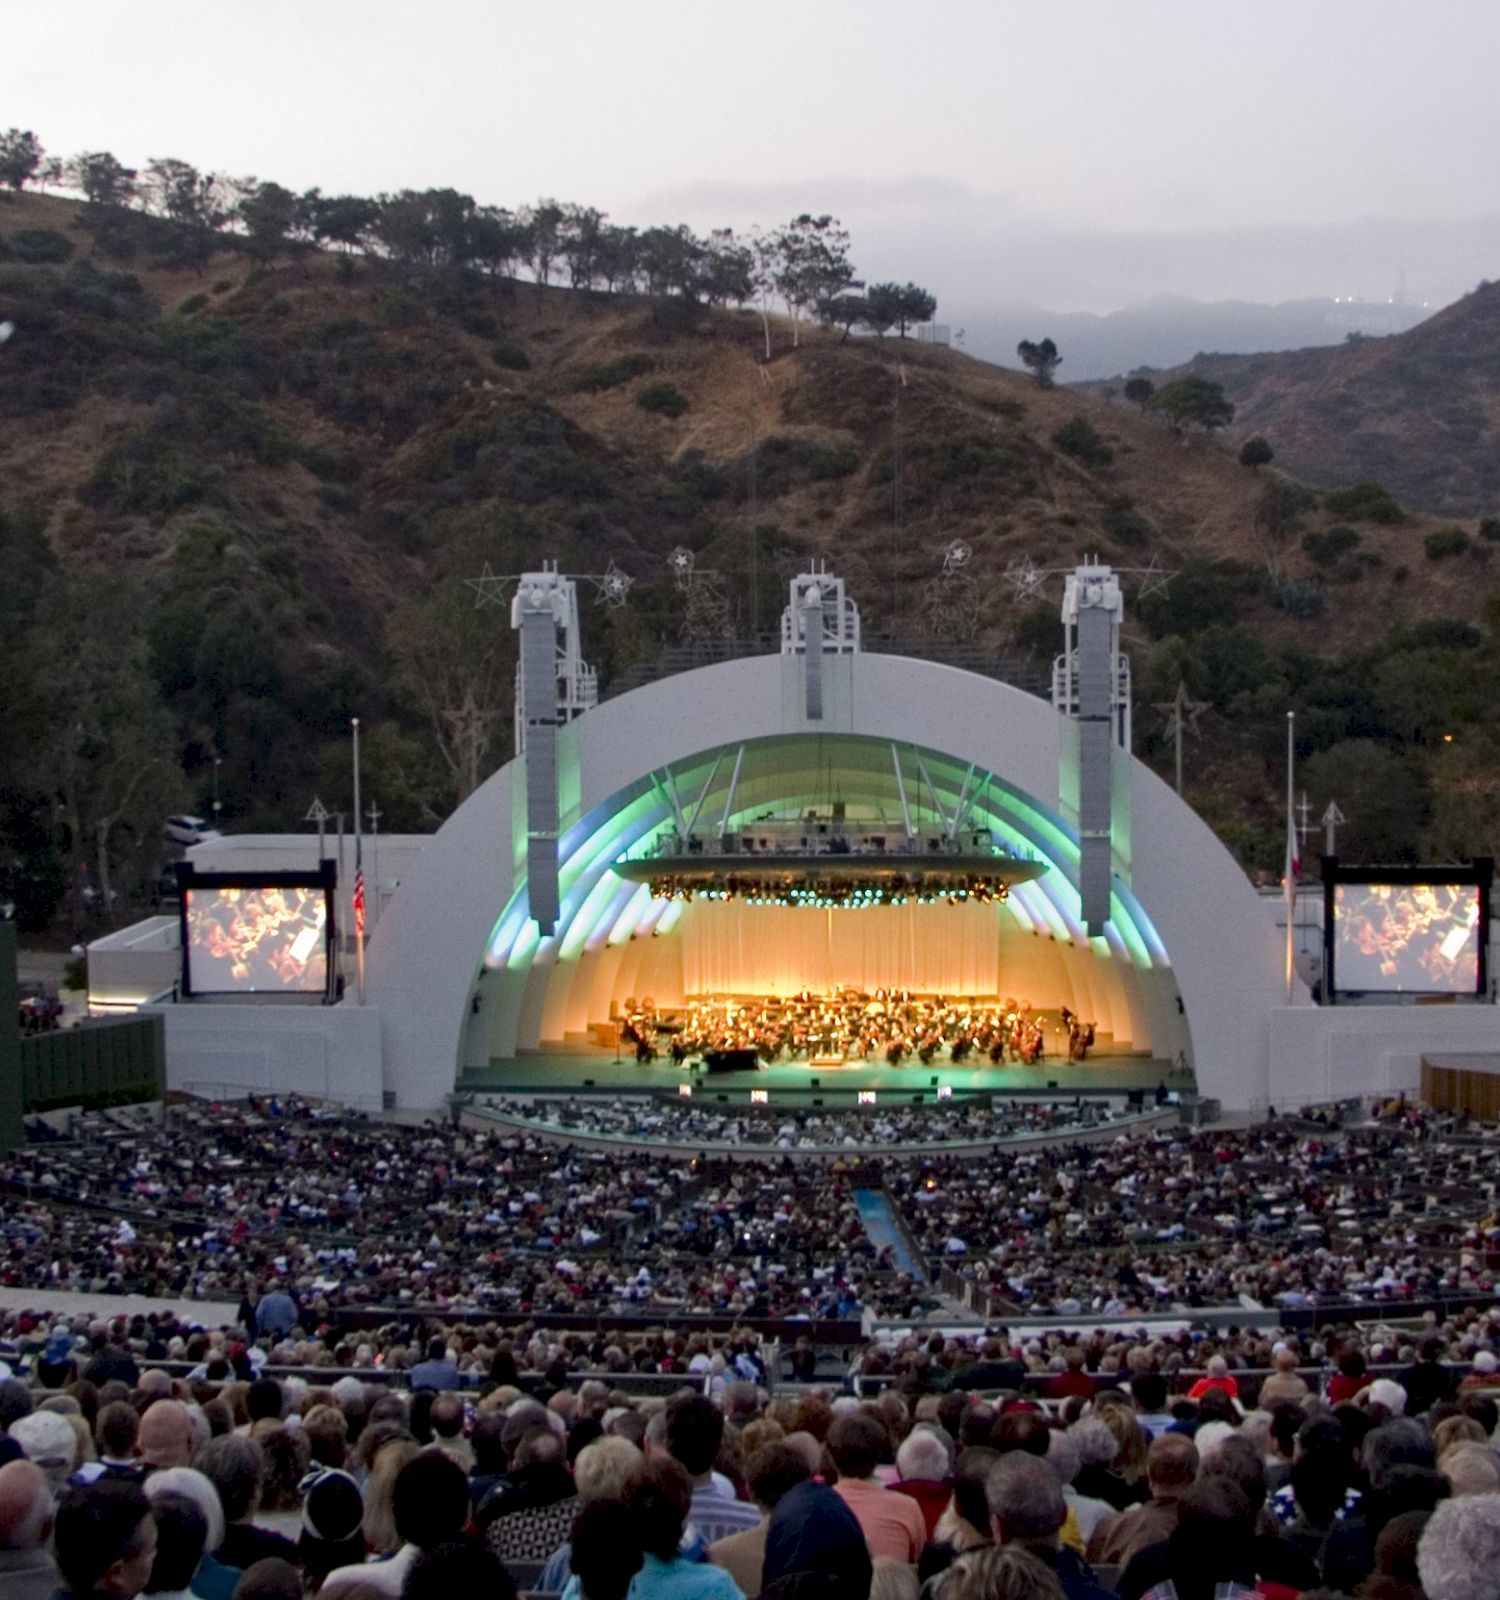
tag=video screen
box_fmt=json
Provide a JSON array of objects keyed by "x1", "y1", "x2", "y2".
[
  {"x1": 1334, "y1": 882, "x2": 1482, "y2": 994},
  {"x1": 185, "y1": 885, "x2": 329, "y2": 993}
]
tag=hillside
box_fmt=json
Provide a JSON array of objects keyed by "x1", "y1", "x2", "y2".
[
  {"x1": 3, "y1": 190, "x2": 1500, "y2": 930},
  {"x1": 1130, "y1": 281, "x2": 1500, "y2": 518}
]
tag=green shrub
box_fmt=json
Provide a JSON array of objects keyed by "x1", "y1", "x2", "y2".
[
  {"x1": 1102, "y1": 494, "x2": 1154, "y2": 547},
  {"x1": 83, "y1": 438, "x2": 209, "y2": 515},
  {"x1": 636, "y1": 380, "x2": 689, "y2": 417},
  {"x1": 1479, "y1": 517, "x2": 1500, "y2": 542},
  {"x1": 212, "y1": 279, "x2": 234, "y2": 294},
  {"x1": 178, "y1": 292, "x2": 208, "y2": 315},
  {"x1": 374, "y1": 286, "x2": 423, "y2": 327},
  {"x1": 980, "y1": 396, "x2": 1027, "y2": 423},
  {"x1": 1425, "y1": 526, "x2": 1470, "y2": 560},
  {"x1": 1052, "y1": 415, "x2": 1114, "y2": 469},
  {"x1": 749, "y1": 435, "x2": 859, "y2": 496},
  {"x1": 1274, "y1": 579, "x2": 1326, "y2": 618},
  {"x1": 1322, "y1": 481, "x2": 1404, "y2": 523},
  {"x1": 574, "y1": 353, "x2": 655, "y2": 392},
  {"x1": 456, "y1": 307, "x2": 499, "y2": 338},
  {"x1": 1393, "y1": 620, "x2": 1483, "y2": 653},
  {"x1": 492, "y1": 339, "x2": 530, "y2": 371},
  {"x1": 1301, "y1": 525, "x2": 1361, "y2": 566},
  {"x1": 10, "y1": 228, "x2": 73, "y2": 264}
]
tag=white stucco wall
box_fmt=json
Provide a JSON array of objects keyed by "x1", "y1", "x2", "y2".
[{"x1": 151, "y1": 1002, "x2": 386, "y2": 1111}]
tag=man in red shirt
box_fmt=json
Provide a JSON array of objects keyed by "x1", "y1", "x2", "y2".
[{"x1": 1048, "y1": 1348, "x2": 1098, "y2": 1401}]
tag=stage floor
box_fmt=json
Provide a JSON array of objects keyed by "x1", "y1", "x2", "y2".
[{"x1": 462, "y1": 1051, "x2": 1188, "y2": 1099}]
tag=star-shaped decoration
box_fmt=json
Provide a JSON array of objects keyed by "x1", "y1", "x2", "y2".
[
  {"x1": 1136, "y1": 552, "x2": 1175, "y2": 601},
  {"x1": 592, "y1": 561, "x2": 635, "y2": 608},
  {"x1": 465, "y1": 562, "x2": 512, "y2": 609},
  {"x1": 942, "y1": 539, "x2": 972, "y2": 575},
  {"x1": 1152, "y1": 679, "x2": 1208, "y2": 737},
  {"x1": 668, "y1": 546, "x2": 696, "y2": 585},
  {"x1": 1004, "y1": 556, "x2": 1046, "y2": 605}
]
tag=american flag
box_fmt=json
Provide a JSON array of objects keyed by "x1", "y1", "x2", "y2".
[{"x1": 353, "y1": 866, "x2": 366, "y2": 937}]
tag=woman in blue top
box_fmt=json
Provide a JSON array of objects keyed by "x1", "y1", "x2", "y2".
[{"x1": 563, "y1": 1459, "x2": 744, "y2": 1600}]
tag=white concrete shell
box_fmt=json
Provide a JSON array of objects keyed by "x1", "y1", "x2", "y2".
[{"x1": 367, "y1": 651, "x2": 1293, "y2": 1111}]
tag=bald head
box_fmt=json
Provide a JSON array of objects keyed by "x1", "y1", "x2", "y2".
[
  {"x1": 1145, "y1": 1432, "x2": 1200, "y2": 1497},
  {"x1": 139, "y1": 1400, "x2": 196, "y2": 1470},
  {"x1": 0, "y1": 1461, "x2": 54, "y2": 1551},
  {"x1": 138, "y1": 1369, "x2": 174, "y2": 1399}
]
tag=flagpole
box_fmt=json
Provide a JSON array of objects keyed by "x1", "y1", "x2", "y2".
[
  {"x1": 352, "y1": 717, "x2": 365, "y2": 1005},
  {"x1": 1285, "y1": 710, "x2": 1296, "y2": 1003}
]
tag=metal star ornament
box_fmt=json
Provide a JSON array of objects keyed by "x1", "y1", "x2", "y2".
[
  {"x1": 1004, "y1": 556, "x2": 1046, "y2": 605},
  {"x1": 1136, "y1": 553, "x2": 1175, "y2": 601},
  {"x1": 465, "y1": 562, "x2": 512, "y2": 609},
  {"x1": 593, "y1": 562, "x2": 635, "y2": 608}
]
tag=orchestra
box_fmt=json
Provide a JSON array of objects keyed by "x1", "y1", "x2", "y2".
[{"x1": 618, "y1": 990, "x2": 1097, "y2": 1067}]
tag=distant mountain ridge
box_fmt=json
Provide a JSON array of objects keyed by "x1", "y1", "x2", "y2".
[
  {"x1": 958, "y1": 293, "x2": 1430, "y2": 382},
  {"x1": 1130, "y1": 280, "x2": 1500, "y2": 517}
]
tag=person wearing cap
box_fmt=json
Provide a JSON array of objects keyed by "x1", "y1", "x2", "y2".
[
  {"x1": 9, "y1": 1408, "x2": 79, "y2": 1495},
  {"x1": 297, "y1": 1468, "x2": 366, "y2": 1593}
]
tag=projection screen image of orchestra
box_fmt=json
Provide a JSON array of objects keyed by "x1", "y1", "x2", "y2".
[
  {"x1": 1333, "y1": 882, "x2": 1482, "y2": 993},
  {"x1": 185, "y1": 885, "x2": 329, "y2": 993}
]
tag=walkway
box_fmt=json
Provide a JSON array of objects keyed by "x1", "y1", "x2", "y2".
[
  {"x1": 854, "y1": 1188, "x2": 924, "y2": 1281},
  {"x1": 0, "y1": 1287, "x2": 239, "y2": 1326}
]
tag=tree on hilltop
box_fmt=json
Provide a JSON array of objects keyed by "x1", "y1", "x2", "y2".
[
  {"x1": 773, "y1": 213, "x2": 858, "y2": 348},
  {"x1": 69, "y1": 151, "x2": 137, "y2": 209},
  {"x1": 818, "y1": 293, "x2": 871, "y2": 340},
  {"x1": 1123, "y1": 376, "x2": 1155, "y2": 410},
  {"x1": 0, "y1": 129, "x2": 43, "y2": 191},
  {"x1": 519, "y1": 198, "x2": 566, "y2": 299},
  {"x1": 1151, "y1": 374, "x2": 1235, "y2": 434},
  {"x1": 1238, "y1": 435, "x2": 1274, "y2": 470},
  {"x1": 310, "y1": 193, "x2": 380, "y2": 254},
  {"x1": 1017, "y1": 337, "x2": 1061, "y2": 387},
  {"x1": 238, "y1": 180, "x2": 310, "y2": 267},
  {"x1": 866, "y1": 282, "x2": 938, "y2": 338}
]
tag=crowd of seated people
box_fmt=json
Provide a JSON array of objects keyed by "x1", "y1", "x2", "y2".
[
  {"x1": 4, "y1": 1099, "x2": 1500, "y2": 1329},
  {"x1": 892, "y1": 1115, "x2": 1500, "y2": 1315},
  {"x1": 3, "y1": 1313, "x2": 1500, "y2": 1600},
  {"x1": 492, "y1": 1095, "x2": 1128, "y2": 1150},
  {"x1": 0, "y1": 1100, "x2": 938, "y2": 1321},
  {"x1": 621, "y1": 994, "x2": 1087, "y2": 1066}
]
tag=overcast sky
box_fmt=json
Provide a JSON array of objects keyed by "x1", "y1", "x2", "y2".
[{"x1": 12, "y1": 1, "x2": 1499, "y2": 314}]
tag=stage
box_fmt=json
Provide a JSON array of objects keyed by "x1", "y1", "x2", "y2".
[{"x1": 460, "y1": 1048, "x2": 1185, "y2": 1101}]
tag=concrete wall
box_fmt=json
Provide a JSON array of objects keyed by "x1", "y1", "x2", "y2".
[
  {"x1": 1269, "y1": 1003, "x2": 1500, "y2": 1110},
  {"x1": 86, "y1": 916, "x2": 180, "y2": 1013},
  {"x1": 151, "y1": 1002, "x2": 385, "y2": 1111}
]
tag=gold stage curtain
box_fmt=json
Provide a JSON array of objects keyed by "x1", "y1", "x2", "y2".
[{"x1": 679, "y1": 900, "x2": 1004, "y2": 996}]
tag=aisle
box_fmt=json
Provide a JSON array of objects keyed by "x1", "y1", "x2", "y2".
[{"x1": 854, "y1": 1188, "x2": 924, "y2": 1282}]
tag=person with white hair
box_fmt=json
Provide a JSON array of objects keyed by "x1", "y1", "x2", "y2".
[
  {"x1": 1367, "y1": 1378, "x2": 1409, "y2": 1418},
  {"x1": 0, "y1": 1459, "x2": 58, "y2": 1600},
  {"x1": 1417, "y1": 1493, "x2": 1500, "y2": 1600},
  {"x1": 891, "y1": 1426, "x2": 953, "y2": 1538},
  {"x1": 8, "y1": 1410, "x2": 78, "y2": 1495}
]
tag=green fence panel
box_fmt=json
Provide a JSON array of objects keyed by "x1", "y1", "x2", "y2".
[{"x1": 19, "y1": 1014, "x2": 165, "y2": 1115}]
